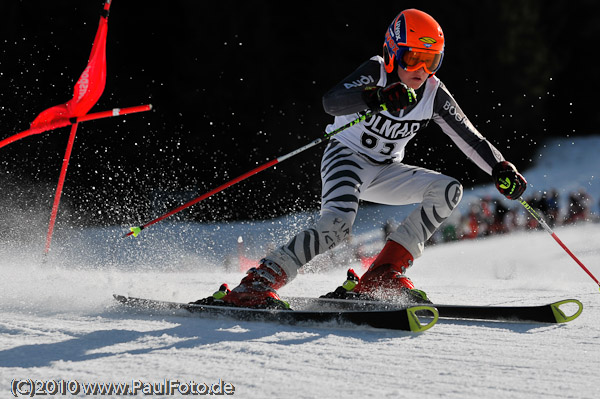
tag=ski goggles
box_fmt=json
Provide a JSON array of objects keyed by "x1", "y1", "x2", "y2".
[{"x1": 398, "y1": 48, "x2": 443, "y2": 75}]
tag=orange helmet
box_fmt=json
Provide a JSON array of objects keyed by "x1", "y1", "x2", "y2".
[{"x1": 383, "y1": 9, "x2": 445, "y2": 75}]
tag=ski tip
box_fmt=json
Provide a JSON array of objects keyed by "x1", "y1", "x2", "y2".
[
  {"x1": 406, "y1": 305, "x2": 438, "y2": 333},
  {"x1": 550, "y1": 299, "x2": 583, "y2": 323}
]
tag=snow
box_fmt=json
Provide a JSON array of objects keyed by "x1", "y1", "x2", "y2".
[{"x1": 1, "y1": 137, "x2": 600, "y2": 398}]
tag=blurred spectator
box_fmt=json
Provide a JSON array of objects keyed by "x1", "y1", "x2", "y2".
[
  {"x1": 504, "y1": 208, "x2": 521, "y2": 231},
  {"x1": 489, "y1": 199, "x2": 509, "y2": 234},
  {"x1": 564, "y1": 189, "x2": 591, "y2": 224},
  {"x1": 480, "y1": 197, "x2": 494, "y2": 235},
  {"x1": 441, "y1": 223, "x2": 457, "y2": 241},
  {"x1": 547, "y1": 190, "x2": 560, "y2": 227},
  {"x1": 461, "y1": 203, "x2": 482, "y2": 239},
  {"x1": 449, "y1": 188, "x2": 594, "y2": 241}
]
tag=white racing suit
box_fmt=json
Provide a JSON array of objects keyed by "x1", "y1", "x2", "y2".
[{"x1": 265, "y1": 55, "x2": 505, "y2": 281}]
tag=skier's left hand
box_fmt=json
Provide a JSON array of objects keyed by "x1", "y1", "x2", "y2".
[{"x1": 492, "y1": 161, "x2": 527, "y2": 200}]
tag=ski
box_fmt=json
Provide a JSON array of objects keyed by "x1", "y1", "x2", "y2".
[
  {"x1": 286, "y1": 297, "x2": 583, "y2": 324},
  {"x1": 113, "y1": 295, "x2": 438, "y2": 332}
]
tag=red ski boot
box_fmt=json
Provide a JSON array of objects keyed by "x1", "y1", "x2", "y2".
[
  {"x1": 221, "y1": 259, "x2": 290, "y2": 309},
  {"x1": 354, "y1": 240, "x2": 429, "y2": 303}
]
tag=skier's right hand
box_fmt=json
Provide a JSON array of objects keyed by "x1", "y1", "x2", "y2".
[{"x1": 364, "y1": 82, "x2": 417, "y2": 113}]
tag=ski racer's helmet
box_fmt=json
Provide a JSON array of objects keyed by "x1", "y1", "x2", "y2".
[{"x1": 383, "y1": 9, "x2": 444, "y2": 75}]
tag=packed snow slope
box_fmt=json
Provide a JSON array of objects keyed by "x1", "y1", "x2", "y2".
[
  {"x1": 1, "y1": 226, "x2": 599, "y2": 398},
  {"x1": 1, "y1": 136, "x2": 599, "y2": 398}
]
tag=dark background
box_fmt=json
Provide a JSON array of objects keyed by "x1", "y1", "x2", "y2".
[{"x1": 1, "y1": 0, "x2": 598, "y2": 227}]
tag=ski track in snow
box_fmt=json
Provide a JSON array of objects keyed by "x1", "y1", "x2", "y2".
[{"x1": 1, "y1": 223, "x2": 599, "y2": 398}]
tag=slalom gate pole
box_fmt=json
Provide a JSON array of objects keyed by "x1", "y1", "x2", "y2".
[
  {"x1": 0, "y1": 105, "x2": 152, "y2": 150},
  {"x1": 519, "y1": 197, "x2": 600, "y2": 290},
  {"x1": 44, "y1": 123, "x2": 79, "y2": 254},
  {"x1": 40, "y1": 105, "x2": 152, "y2": 254},
  {"x1": 124, "y1": 107, "x2": 384, "y2": 238},
  {"x1": 75, "y1": 104, "x2": 152, "y2": 123}
]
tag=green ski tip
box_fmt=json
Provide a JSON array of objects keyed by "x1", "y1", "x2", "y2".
[
  {"x1": 130, "y1": 226, "x2": 142, "y2": 237},
  {"x1": 407, "y1": 305, "x2": 438, "y2": 333},
  {"x1": 550, "y1": 299, "x2": 583, "y2": 323}
]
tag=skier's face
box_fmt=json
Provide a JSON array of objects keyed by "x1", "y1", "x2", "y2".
[{"x1": 397, "y1": 67, "x2": 429, "y2": 89}]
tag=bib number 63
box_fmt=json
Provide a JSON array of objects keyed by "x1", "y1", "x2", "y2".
[{"x1": 361, "y1": 132, "x2": 395, "y2": 156}]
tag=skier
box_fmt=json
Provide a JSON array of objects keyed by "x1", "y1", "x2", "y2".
[{"x1": 213, "y1": 8, "x2": 527, "y2": 308}]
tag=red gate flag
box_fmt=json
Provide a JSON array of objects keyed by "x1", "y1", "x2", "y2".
[{"x1": 0, "y1": 0, "x2": 111, "y2": 149}]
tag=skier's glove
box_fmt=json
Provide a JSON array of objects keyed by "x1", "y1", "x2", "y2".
[
  {"x1": 492, "y1": 161, "x2": 527, "y2": 200},
  {"x1": 363, "y1": 82, "x2": 417, "y2": 113}
]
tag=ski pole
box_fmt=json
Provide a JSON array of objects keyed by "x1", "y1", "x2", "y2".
[
  {"x1": 124, "y1": 107, "x2": 385, "y2": 238},
  {"x1": 519, "y1": 197, "x2": 600, "y2": 290}
]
